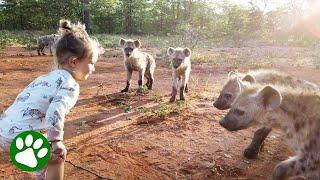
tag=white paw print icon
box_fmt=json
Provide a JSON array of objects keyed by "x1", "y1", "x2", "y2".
[{"x1": 15, "y1": 134, "x2": 49, "y2": 168}]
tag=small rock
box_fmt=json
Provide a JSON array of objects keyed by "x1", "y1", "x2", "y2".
[
  {"x1": 224, "y1": 153, "x2": 232, "y2": 159},
  {"x1": 243, "y1": 160, "x2": 250, "y2": 164}
]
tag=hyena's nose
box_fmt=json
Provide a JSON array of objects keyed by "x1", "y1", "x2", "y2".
[
  {"x1": 219, "y1": 118, "x2": 228, "y2": 128},
  {"x1": 214, "y1": 100, "x2": 224, "y2": 110},
  {"x1": 213, "y1": 100, "x2": 219, "y2": 108}
]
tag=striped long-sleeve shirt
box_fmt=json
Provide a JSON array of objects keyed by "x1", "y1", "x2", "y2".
[{"x1": 0, "y1": 69, "x2": 79, "y2": 141}]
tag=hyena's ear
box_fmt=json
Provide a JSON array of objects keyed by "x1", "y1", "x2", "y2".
[
  {"x1": 237, "y1": 79, "x2": 246, "y2": 91},
  {"x1": 167, "y1": 47, "x2": 175, "y2": 56},
  {"x1": 228, "y1": 71, "x2": 237, "y2": 79},
  {"x1": 242, "y1": 74, "x2": 255, "y2": 84},
  {"x1": 134, "y1": 40, "x2": 141, "y2": 48},
  {"x1": 183, "y1": 48, "x2": 191, "y2": 57},
  {"x1": 119, "y1": 38, "x2": 126, "y2": 47},
  {"x1": 258, "y1": 86, "x2": 282, "y2": 110}
]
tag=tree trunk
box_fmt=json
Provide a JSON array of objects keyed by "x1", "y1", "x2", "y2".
[
  {"x1": 177, "y1": 0, "x2": 180, "y2": 20},
  {"x1": 83, "y1": 0, "x2": 90, "y2": 33},
  {"x1": 128, "y1": 0, "x2": 133, "y2": 35}
]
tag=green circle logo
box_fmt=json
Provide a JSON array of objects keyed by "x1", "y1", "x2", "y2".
[{"x1": 10, "y1": 130, "x2": 51, "y2": 172}]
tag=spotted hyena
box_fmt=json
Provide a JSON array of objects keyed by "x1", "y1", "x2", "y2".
[
  {"x1": 119, "y1": 38, "x2": 156, "y2": 93},
  {"x1": 37, "y1": 34, "x2": 60, "y2": 56},
  {"x1": 220, "y1": 84, "x2": 320, "y2": 179},
  {"x1": 167, "y1": 47, "x2": 191, "y2": 102},
  {"x1": 214, "y1": 69, "x2": 318, "y2": 159}
]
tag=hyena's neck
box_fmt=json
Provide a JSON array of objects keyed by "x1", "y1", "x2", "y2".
[
  {"x1": 127, "y1": 50, "x2": 143, "y2": 60},
  {"x1": 184, "y1": 57, "x2": 191, "y2": 66},
  {"x1": 268, "y1": 91, "x2": 315, "y2": 132}
]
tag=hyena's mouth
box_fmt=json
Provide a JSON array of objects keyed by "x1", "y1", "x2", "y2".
[
  {"x1": 126, "y1": 53, "x2": 132, "y2": 57},
  {"x1": 213, "y1": 100, "x2": 230, "y2": 110}
]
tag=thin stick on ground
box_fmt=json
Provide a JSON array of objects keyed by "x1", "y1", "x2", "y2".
[{"x1": 65, "y1": 160, "x2": 112, "y2": 180}]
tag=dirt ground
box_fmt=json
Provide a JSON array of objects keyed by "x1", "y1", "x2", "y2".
[{"x1": 0, "y1": 46, "x2": 319, "y2": 180}]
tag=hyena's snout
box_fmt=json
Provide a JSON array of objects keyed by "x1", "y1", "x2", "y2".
[
  {"x1": 214, "y1": 93, "x2": 233, "y2": 110},
  {"x1": 125, "y1": 47, "x2": 133, "y2": 57},
  {"x1": 213, "y1": 97, "x2": 229, "y2": 110},
  {"x1": 173, "y1": 58, "x2": 183, "y2": 69}
]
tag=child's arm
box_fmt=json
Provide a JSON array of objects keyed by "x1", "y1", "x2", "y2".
[{"x1": 45, "y1": 79, "x2": 80, "y2": 142}]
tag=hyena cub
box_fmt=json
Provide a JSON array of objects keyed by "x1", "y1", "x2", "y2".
[
  {"x1": 214, "y1": 69, "x2": 318, "y2": 159},
  {"x1": 167, "y1": 47, "x2": 191, "y2": 102},
  {"x1": 37, "y1": 34, "x2": 60, "y2": 56},
  {"x1": 220, "y1": 85, "x2": 320, "y2": 180},
  {"x1": 119, "y1": 38, "x2": 156, "y2": 93}
]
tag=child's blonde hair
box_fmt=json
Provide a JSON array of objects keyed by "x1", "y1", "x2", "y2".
[{"x1": 53, "y1": 19, "x2": 104, "y2": 68}]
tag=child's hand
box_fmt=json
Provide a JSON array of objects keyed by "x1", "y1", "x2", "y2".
[{"x1": 50, "y1": 141, "x2": 67, "y2": 164}]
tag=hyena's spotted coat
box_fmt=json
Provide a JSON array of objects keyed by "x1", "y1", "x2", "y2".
[
  {"x1": 37, "y1": 34, "x2": 60, "y2": 56},
  {"x1": 119, "y1": 38, "x2": 156, "y2": 93},
  {"x1": 220, "y1": 84, "x2": 320, "y2": 180},
  {"x1": 214, "y1": 69, "x2": 318, "y2": 159},
  {"x1": 167, "y1": 47, "x2": 191, "y2": 102}
]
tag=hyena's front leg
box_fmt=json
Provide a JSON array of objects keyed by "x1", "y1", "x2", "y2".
[
  {"x1": 41, "y1": 44, "x2": 47, "y2": 55},
  {"x1": 49, "y1": 44, "x2": 53, "y2": 55},
  {"x1": 121, "y1": 69, "x2": 132, "y2": 92},
  {"x1": 170, "y1": 72, "x2": 178, "y2": 102},
  {"x1": 137, "y1": 69, "x2": 145, "y2": 93},
  {"x1": 180, "y1": 75, "x2": 187, "y2": 101},
  {"x1": 180, "y1": 72, "x2": 190, "y2": 100},
  {"x1": 244, "y1": 126, "x2": 272, "y2": 159},
  {"x1": 145, "y1": 71, "x2": 154, "y2": 90},
  {"x1": 185, "y1": 83, "x2": 189, "y2": 93},
  {"x1": 273, "y1": 153, "x2": 319, "y2": 180},
  {"x1": 38, "y1": 44, "x2": 44, "y2": 56},
  {"x1": 149, "y1": 73, "x2": 154, "y2": 90}
]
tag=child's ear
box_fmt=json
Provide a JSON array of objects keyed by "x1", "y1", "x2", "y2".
[{"x1": 68, "y1": 57, "x2": 78, "y2": 68}]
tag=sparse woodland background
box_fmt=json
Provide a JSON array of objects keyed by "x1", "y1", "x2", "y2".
[{"x1": 0, "y1": 0, "x2": 320, "y2": 49}]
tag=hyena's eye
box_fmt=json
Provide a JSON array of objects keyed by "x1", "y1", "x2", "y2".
[
  {"x1": 125, "y1": 47, "x2": 133, "y2": 51},
  {"x1": 224, "y1": 93, "x2": 232, "y2": 100},
  {"x1": 234, "y1": 109, "x2": 245, "y2": 116},
  {"x1": 173, "y1": 58, "x2": 183, "y2": 62}
]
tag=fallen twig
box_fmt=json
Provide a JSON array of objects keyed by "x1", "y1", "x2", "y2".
[{"x1": 65, "y1": 160, "x2": 112, "y2": 180}]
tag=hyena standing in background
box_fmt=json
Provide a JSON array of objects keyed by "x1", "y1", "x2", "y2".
[
  {"x1": 220, "y1": 84, "x2": 320, "y2": 180},
  {"x1": 214, "y1": 69, "x2": 319, "y2": 159},
  {"x1": 167, "y1": 47, "x2": 191, "y2": 102},
  {"x1": 37, "y1": 34, "x2": 60, "y2": 56},
  {"x1": 119, "y1": 38, "x2": 156, "y2": 93}
]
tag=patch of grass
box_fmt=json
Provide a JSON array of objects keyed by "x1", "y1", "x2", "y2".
[
  {"x1": 123, "y1": 105, "x2": 132, "y2": 113},
  {"x1": 0, "y1": 30, "x2": 51, "y2": 50},
  {"x1": 154, "y1": 103, "x2": 171, "y2": 119},
  {"x1": 137, "y1": 107, "x2": 150, "y2": 114},
  {"x1": 316, "y1": 64, "x2": 320, "y2": 70},
  {"x1": 153, "y1": 101, "x2": 186, "y2": 119},
  {"x1": 172, "y1": 100, "x2": 187, "y2": 114},
  {"x1": 122, "y1": 104, "x2": 132, "y2": 113},
  {"x1": 142, "y1": 85, "x2": 148, "y2": 92},
  {"x1": 151, "y1": 92, "x2": 163, "y2": 103}
]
